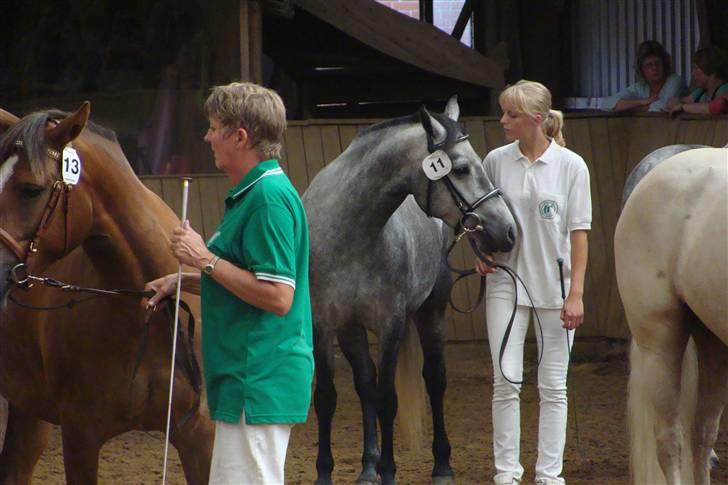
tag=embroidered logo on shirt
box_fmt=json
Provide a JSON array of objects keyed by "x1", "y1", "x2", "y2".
[{"x1": 539, "y1": 200, "x2": 559, "y2": 219}]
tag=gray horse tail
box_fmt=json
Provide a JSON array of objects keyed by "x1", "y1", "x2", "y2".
[{"x1": 395, "y1": 320, "x2": 425, "y2": 449}]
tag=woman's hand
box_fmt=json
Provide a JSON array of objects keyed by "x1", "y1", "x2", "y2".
[
  {"x1": 474, "y1": 255, "x2": 497, "y2": 276},
  {"x1": 143, "y1": 273, "x2": 177, "y2": 310},
  {"x1": 171, "y1": 220, "x2": 214, "y2": 270},
  {"x1": 561, "y1": 293, "x2": 584, "y2": 330}
]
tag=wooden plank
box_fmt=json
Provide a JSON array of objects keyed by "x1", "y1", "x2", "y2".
[
  {"x1": 198, "y1": 177, "x2": 224, "y2": 240},
  {"x1": 713, "y1": 121, "x2": 728, "y2": 147},
  {"x1": 465, "y1": 119, "x2": 487, "y2": 159},
  {"x1": 161, "y1": 178, "x2": 183, "y2": 219},
  {"x1": 283, "y1": 126, "x2": 309, "y2": 194},
  {"x1": 483, "y1": 120, "x2": 505, "y2": 153},
  {"x1": 186, "y1": 178, "x2": 205, "y2": 237},
  {"x1": 302, "y1": 126, "x2": 326, "y2": 182},
  {"x1": 675, "y1": 119, "x2": 717, "y2": 146},
  {"x1": 321, "y1": 125, "x2": 343, "y2": 164},
  {"x1": 446, "y1": 235, "x2": 476, "y2": 341},
  {"x1": 295, "y1": 0, "x2": 505, "y2": 88},
  {"x1": 142, "y1": 178, "x2": 164, "y2": 201},
  {"x1": 580, "y1": 118, "x2": 615, "y2": 337},
  {"x1": 239, "y1": 0, "x2": 250, "y2": 81},
  {"x1": 339, "y1": 125, "x2": 359, "y2": 150}
]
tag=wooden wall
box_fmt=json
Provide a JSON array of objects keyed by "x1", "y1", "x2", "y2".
[{"x1": 141, "y1": 113, "x2": 728, "y2": 340}]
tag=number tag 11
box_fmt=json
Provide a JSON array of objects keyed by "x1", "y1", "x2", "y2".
[
  {"x1": 422, "y1": 150, "x2": 452, "y2": 181},
  {"x1": 62, "y1": 147, "x2": 82, "y2": 185}
]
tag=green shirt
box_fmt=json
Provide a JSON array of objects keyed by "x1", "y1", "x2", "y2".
[{"x1": 201, "y1": 159, "x2": 313, "y2": 424}]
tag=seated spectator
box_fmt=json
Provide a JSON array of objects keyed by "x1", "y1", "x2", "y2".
[
  {"x1": 669, "y1": 46, "x2": 728, "y2": 115},
  {"x1": 602, "y1": 40, "x2": 686, "y2": 112}
]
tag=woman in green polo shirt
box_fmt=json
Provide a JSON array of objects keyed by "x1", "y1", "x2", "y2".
[{"x1": 145, "y1": 82, "x2": 313, "y2": 485}]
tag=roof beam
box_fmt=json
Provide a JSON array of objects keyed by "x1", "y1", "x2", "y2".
[{"x1": 451, "y1": 0, "x2": 473, "y2": 41}]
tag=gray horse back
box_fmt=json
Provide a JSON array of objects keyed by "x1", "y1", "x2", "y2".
[{"x1": 622, "y1": 144, "x2": 706, "y2": 208}]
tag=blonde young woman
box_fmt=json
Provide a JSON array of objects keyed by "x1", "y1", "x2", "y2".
[{"x1": 476, "y1": 80, "x2": 592, "y2": 485}]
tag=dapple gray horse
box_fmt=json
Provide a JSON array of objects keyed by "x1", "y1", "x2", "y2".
[{"x1": 303, "y1": 97, "x2": 516, "y2": 485}]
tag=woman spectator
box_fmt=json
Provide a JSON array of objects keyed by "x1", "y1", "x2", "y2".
[
  {"x1": 602, "y1": 40, "x2": 686, "y2": 112},
  {"x1": 669, "y1": 46, "x2": 728, "y2": 115}
]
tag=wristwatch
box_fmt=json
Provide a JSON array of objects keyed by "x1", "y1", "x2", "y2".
[{"x1": 203, "y1": 255, "x2": 220, "y2": 275}]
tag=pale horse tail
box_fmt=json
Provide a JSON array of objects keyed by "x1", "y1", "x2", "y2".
[
  {"x1": 394, "y1": 319, "x2": 426, "y2": 450},
  {"x1": 628, "y1": 338, "x2": 698, "y2": 484}
]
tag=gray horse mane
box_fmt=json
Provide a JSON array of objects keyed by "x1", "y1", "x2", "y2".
[{"x1": 357, "y1": 109, "x2": 466, "y2": 147}]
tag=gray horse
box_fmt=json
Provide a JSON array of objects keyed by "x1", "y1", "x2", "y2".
[{"x1": 303, "y1": 97, "x2": 516, "y2": 485}]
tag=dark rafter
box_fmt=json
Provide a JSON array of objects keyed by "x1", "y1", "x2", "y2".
[
  {"x1": 420, "y1": 0, "x2": 433, "y2": 23},
  {"x1": 452, "y1": 0, "x2": 473, "y2": 41}
]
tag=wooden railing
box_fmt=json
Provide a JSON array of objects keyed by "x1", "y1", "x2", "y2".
[{"x1": 142, "y1": 113, "x2": 728, "y2": 340}]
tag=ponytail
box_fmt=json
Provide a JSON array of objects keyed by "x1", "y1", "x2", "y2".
[{"x1": 543, "y1": 109, "x2": 565, "y2": 146}]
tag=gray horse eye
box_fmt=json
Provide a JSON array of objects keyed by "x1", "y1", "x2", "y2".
[{"x1": 452, "y1": 163, "x2": 470, "y2": 175}]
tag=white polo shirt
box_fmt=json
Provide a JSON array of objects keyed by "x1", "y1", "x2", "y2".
[{"x1": 483, "y1": 140, "x2": 592, "y2": 309}]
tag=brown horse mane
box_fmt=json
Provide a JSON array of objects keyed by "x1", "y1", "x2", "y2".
[{"x1": 0, "y1": 109, "x2": 120, "y2": 184}]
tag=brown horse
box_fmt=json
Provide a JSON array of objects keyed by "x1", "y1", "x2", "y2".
[{"x1": 0, "y1": 103, "x2": 213, "y2": 484}]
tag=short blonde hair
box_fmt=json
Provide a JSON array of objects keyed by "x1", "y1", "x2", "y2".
[
  {"x1": 499, "y1": 80, "x2": 565, "y2": 147},
  {"x1": 204, "y1": 82, "x2": 286, "y2": 159}
]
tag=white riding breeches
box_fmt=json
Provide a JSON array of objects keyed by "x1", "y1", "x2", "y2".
[
  {"x1": 209, "y1": 412, "x2": 293, "y2": 485},
  {"x1": 486, "y1": 298, "x2": 573, "y2": 485}
]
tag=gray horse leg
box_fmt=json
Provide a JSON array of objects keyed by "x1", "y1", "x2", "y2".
[
  {"x1": 314, "y1": 326, "x2": 339, "y2": 485},
  {"x1": 337, "y1": 324, "x2": 380, "y2": 485},
  {"x1": 413, "y1": 267, "x2": 454, "y2": 484},
  {"x1": 691, "y1": 322, "x2": 728, "y2": 485},
  {"x1": 375, "y1": 323, "x2": 406, "y2": 485},
  {"x1": 0, "y1": 405, "x2": 51, "y2": 485}
]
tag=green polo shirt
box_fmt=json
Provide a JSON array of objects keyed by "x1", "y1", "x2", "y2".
[{"x1": 201, "y1": 159, "x2": 313, "y2": 424}]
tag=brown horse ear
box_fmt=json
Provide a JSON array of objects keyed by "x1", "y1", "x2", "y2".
[
  {"x1": 46, "y1": 101, "x2": 91, "y2": 149},
  {"x1": 0, "y1": 108, "x2": 19, "y2": 135}
]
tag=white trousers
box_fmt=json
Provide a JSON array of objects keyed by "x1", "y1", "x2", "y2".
[
  {"x1": 209, "y1": 412, "x2": 293, "y2": 485},
  {"x1": 486, "y1": 298, "x2": 573, "y2": 485}
]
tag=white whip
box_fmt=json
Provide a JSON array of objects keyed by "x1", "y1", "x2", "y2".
[{"x1": 162, "y1": 177, "x2": 192, "y2": 485}]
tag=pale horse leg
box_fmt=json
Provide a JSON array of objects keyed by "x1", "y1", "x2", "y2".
[
  {"x1": 628, "y1": 308, "x2": 691, "y2": 485},
  {"x1": 691, "y1": 322, "x2": 728, "y2": 485}
]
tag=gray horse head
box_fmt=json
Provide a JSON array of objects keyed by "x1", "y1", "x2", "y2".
[{"x1": 412, "y1": 97, "x2": 516, "y2": 253}]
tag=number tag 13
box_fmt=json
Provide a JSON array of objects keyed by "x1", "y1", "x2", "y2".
[
  {"x1": 422, "y1": 150, "x2": 452, "y2": 181},
  {"x1": 62, "y1": 147, "x2": 82, "y2": 185}
]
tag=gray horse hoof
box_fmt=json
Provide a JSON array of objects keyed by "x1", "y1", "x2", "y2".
[
  {"x1": 711, "y1": 449, "x2": 719, "y2": 469},
  {"x1": 355, "y1": 480, "x2": 381, "y2": 485}
]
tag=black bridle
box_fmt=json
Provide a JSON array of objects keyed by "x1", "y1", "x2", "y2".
[{"x1": 422, "y1": 129, "x2": 549, "y2": 386}]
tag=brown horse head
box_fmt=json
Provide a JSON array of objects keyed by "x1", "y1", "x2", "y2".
[{"x1": 0, "y1": 104, "x2": 96, "y2": 297}]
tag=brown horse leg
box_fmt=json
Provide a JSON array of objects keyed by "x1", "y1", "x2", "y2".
[
  {"x1": 692, "y1": 323, "x2": 728, "y2": 485},
  {"x1": 0, "y1": 405, "x2": 51, "y2": 485},
  {"x1": 170, "y1": 412, "x2": 214, "y2": 485},
  {"x1": 60, "y1": 424, "x2": 103, "y2": 485}
]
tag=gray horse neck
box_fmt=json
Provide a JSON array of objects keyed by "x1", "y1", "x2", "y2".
[{"x1": 314, "y1": 124, "x2": 423, "y2": 244}]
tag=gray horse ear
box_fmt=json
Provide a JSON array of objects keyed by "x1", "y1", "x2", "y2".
[
  {"x1": 444, "y1": 96, "x2": 460, "y2": 121},
  {"x1": 418, "y1": 105, "x2": 447, "y2": 147},
  {"x1": 46, "y1": 101, "x2": 90, "y2": 149},
  {"x1": 0, "y1": 109, "x2": 19, "y2": 135}
]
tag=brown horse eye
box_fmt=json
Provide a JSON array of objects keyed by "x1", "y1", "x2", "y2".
[{"x1": 16, "y1": 184, "x2": 45, "y2": 200}]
